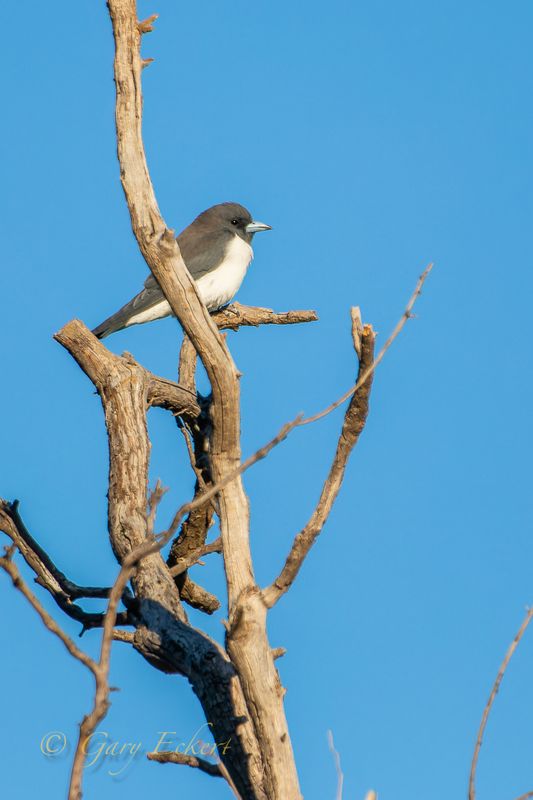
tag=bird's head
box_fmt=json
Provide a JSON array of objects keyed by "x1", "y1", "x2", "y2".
[{"x1": 203, "y1": 202, "x2": 272, "y2": 244}]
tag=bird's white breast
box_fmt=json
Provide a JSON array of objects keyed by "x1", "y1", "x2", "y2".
[
  {"x1": 125, "y1": 236, "x2": 253, "y2": 327},
  {"x1": 196, "y1": 235, "x2": 253, "y2": 310}
]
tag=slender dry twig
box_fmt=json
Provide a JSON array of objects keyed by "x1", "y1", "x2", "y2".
[
  {"x1": 0, "y1": 555, "x2": 97, "y2": 673},
  {"x1": 147, "y1": 750, "x2": 222, "y2": 776},
  {"x1": 327, "y1": 730, "x2": 344, "y2": 800},
  {"x1": 513, "y1": 793, "x2": 533, "y2": 800},
  {"x1": 469, "y1": 607, "x2": 533, "y2": 800},
  {"x1": 68, "y1": 558, "x2": 130, "y2": 800},
  {"x1": 147, "y1": 480, "x2": 168, "y2": 537},
  {"x1": 217, "y1": 757, "x2": 244, "y2": 800},
  {"x1": 300, "y1": 263, "x2": 433, "y2": 426}
]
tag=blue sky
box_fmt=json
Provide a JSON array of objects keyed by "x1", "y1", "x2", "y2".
[{"x1": 2, "y1": 1, "x2": 533, "y2": 798}]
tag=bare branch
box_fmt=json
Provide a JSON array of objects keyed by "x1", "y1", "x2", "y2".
[
  {"x1": 68, "y1": 558, "x2": 129, "y2": 800},
  {"x1": 262, "y1": 321, "x2": 376, "y2": 607},
  {"x1": 469, "y1": 607, "x2": 533, "y2": 800},
  {"x1": 56, "y1": 314, "x2": 266, "y2": 797},
  {"x1": 147, "y1": 374, "x2": 199, "y2": 417},
  {"x1": 0, "y1": 500, "x2": 131, "y2": 631},
  {"x1": 137, "y1": 14, "x2": 158, "y2": 34},
  {"x1": 327, "y1": 730, "x2": 344, "y2": 800},
  {"x1": 211, "y1": 302, "x2": 318, "y2": 331},
  {"x1": 176, "y1": 301, "x2": 316, "y2": 394},
  {"x1": 168, "y1": 538, "x2": 222, "y2": 577},
  {"x1": 147, "y1": 750, "x2": 222, "y2": 777}
]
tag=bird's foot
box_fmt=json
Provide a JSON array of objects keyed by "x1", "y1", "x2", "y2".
[{"x1": 219, "y1": 302, "x2": 241, "y2": 317}]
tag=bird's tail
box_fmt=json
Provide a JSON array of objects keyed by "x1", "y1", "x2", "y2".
[
  {"x1": 91, "y1": 308, "x2": 131, "y2": 339},
  {"x1": 91, "y1": 291, "x2": 149, "y2": 339}
]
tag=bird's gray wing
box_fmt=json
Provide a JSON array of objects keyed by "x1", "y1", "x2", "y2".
[
  {"x1": 177, "y1": 226, "x2": 231, "y2": 280},
  {"x1": 91, "y1": 279, "x2": 165, "y2": 339},
  {"x1": 92, "y1": 226, "x2": 230, "y2": 339}
]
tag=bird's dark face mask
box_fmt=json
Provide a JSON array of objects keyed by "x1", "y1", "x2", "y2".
[{"x1": 229, "y1": 215, "x2": 272, "y2": 244}]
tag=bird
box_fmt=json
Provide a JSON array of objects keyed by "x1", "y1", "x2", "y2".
[{"x1": 92, "y1": 202, "x2": 272, "y2": 339}]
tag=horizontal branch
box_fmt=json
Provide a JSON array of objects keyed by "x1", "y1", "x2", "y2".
[
  {"x1": 147, "y1": 750, "x2": 222, "y2": 777},
  {"x1": 53, "y1": 320, "x2": 200, "y2": 419},
  {"x1": 147, "y1": 374, "x2": 199, "y2": 417},
  {"x1": 211, "y1": 302, "x2": 318, "y2": 331}
]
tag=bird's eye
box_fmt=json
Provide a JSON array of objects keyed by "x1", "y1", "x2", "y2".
[{"x1": 231, "y1": 219, "x2": 239, "y2": 225}]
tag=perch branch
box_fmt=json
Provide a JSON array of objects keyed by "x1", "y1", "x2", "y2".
[{"x1": 211, "y1": 302, "x2": 318, "y2": 331}]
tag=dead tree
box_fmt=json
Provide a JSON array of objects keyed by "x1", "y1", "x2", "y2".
[{"x1": 0, "y1": 2, "x2": 432, "y2": 798}]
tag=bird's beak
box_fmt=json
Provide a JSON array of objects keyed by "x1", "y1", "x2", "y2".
[{"x1": 245, "y1": 220, "x2": 272, "y2": 233}]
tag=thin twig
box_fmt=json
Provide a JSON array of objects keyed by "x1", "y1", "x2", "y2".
[
  {"x1": 301, "y1": 263, "x2": 433, "y2": 426},
  {"x1": 68, "y1": 558, "x2": 130, "y2": 799},
  {"x1": 0, "y1": 555, "x2": 98, "y2": 674},
  {"x1": 147, "y1": 480, "x2": 168, "y2": 537},
  {"x1": 469, "y1": 607, "x2": 533, "y2": 800},
  {"x1": 327, "y1": 730, "x2": 344, "y2": 800},
  {"x1": 0, "y1": 500, "x2": 131, "y2": 632},
  {"x1": 217, "y1": 757, "x2": 244, "y2": 800},
  {"x1": 147, "y1": 750, "x2": 222, "y2": 776}
]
